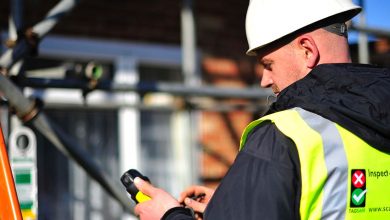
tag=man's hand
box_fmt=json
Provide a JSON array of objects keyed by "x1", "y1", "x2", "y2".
[
  {"x1": 134, "y1": 177, "x2": 181, "y2": 220},
  {"x1": 178, "y1": 185, "x2": 215, "y2": 219}
]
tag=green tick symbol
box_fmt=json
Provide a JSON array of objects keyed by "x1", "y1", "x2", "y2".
[{"x1": 352, "y1": 188, "x2": 367, "y2": 206}]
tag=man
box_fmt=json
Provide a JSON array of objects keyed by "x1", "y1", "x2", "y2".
[{"x1": 133, "y1": 0, "x2": 390, "y2": 219}]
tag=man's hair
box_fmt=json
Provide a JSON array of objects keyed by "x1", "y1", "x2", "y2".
[{"x1": 323, "y1": 23, "x2": 348, "y2": 37}]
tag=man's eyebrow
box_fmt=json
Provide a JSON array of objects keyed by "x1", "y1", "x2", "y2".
[{"x1": 259, "y1": 58, "x2": 272, "y2": 66}]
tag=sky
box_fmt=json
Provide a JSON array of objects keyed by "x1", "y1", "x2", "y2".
[
  {"x1": 355, "y1": 0, "x2": 390, "y2": 29},
  {"x1": 349, "y1": 0, "x2": 390, "y2": 43}
]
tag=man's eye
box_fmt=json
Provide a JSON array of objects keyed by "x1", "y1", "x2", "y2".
[{"x1": 263, "y1": 63, "x2": 272, "y2": 70}]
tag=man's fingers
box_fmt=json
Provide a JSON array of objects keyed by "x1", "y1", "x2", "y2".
[
  {"x1": 184, "y1": 197, "x2": 206, "y2": 213},
  {"x1": 178, "y1": 185, "x2": 203, "y2": 202},
  {"x1": 134, "y1": 203, "x2": 141, "y2": 216},
  {"x1": 134, "y1": 202, "x2": 148, "y2": 216},
  {"x1": 178, "y1": 190, "x2": 194, "y2": 203}
]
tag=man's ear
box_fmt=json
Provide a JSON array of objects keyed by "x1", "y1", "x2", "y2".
[{"x1": 297, "y1": 35, "x2": 319, "y2": 68}]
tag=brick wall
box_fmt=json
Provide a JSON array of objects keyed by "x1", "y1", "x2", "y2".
[{"x1": 0, "y1": 0, "x2": 250, "y2": 58}]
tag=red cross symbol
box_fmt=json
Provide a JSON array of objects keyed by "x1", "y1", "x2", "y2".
[{"x1": 352, "y1": 170, "x2": 365, "y2": 188}]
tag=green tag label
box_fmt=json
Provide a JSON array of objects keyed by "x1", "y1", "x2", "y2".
[{"x1": 15, "y1": 172, "x2": 31, "y2": 184}]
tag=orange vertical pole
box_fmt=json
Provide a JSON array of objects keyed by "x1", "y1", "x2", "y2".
[{"x1": 0, "y1": 126, "x2": 23, "y2": 220}]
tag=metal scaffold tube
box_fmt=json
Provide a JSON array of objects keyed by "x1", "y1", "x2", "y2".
[
  {"x1": 0, "y1": 0, "x2": 139, "y2": 216},
  {"x1": 0, "y1": 74, "x2": 134, "y2": 214},
  {"x1": 357, "y1": 0, "x2": 369, "y2": 64},
  {"x1": 18, "y1": 78, "x2": 272, "y2": 99},
  {"x1": 0, "y1": 0, "x2": 80, "y2": 71},
  {"x1": 350, "y1": 25, "x2": 390, "y2": 38}
]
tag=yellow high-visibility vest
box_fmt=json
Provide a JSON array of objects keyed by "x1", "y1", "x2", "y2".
[{"x1": 240, "y1": 108, "x2": 390, "y2": 220}]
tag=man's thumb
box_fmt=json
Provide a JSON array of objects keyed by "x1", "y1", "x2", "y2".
[
  {"x1": 184, "y1": 198, "x2": 206, "y2": 213},
  {"x1": 134, "y1": 177, "x2": 154, "y2": 197}
]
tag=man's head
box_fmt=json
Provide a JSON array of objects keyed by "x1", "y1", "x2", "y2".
[{"x1": 245, "y1": 0, "x2": 361, "y2": 94}]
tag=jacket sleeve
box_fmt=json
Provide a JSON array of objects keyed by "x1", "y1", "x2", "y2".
[
  {"x1": 163, "y1": 121, "x2": 301, "y2": 220},
  {"x1": 161, "y1": 207, "x2": 195, "y2": 220},
  {"x1": 203, "y1": 121, "x2": 301, "y2": 220}
]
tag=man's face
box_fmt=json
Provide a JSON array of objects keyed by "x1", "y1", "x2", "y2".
[{"x1": 256, "y1": 42, "x2": 307, "y2": 96}]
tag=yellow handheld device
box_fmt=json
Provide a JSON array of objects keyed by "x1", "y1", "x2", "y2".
[{"x1": 120, "y1": 169, "x2": 151, "y2": 203}]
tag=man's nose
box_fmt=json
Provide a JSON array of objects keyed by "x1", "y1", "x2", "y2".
[{"x1": 260, "y1": 72, "x2": 272, "y2": 88}]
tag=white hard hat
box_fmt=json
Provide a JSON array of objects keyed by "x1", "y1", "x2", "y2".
[{"x1": 245, "y1": 0, "x2": 361, "y2": 56}]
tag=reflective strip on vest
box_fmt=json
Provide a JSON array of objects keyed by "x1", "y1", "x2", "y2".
[{"x1": 240, "y1": 108, "x2": 390, "y2": 220}]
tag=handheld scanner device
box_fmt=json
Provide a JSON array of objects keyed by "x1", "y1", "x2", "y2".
[{"x1": 120, "y1": 169, "x2": 151, "y2": 203}]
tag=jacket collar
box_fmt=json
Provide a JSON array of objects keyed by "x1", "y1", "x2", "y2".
[{"x1": 267, "y1": 63, "x2": 390, "y2": 153}]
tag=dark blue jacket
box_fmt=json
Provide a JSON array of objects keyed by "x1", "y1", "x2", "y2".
[{"x1": 163, "y1": 64, "x2": 390, "y2": 220}]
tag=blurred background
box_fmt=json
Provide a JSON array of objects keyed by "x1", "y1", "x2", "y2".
[{"x1": 0, "y1": 0, "x2": 389, "y2": 219}]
